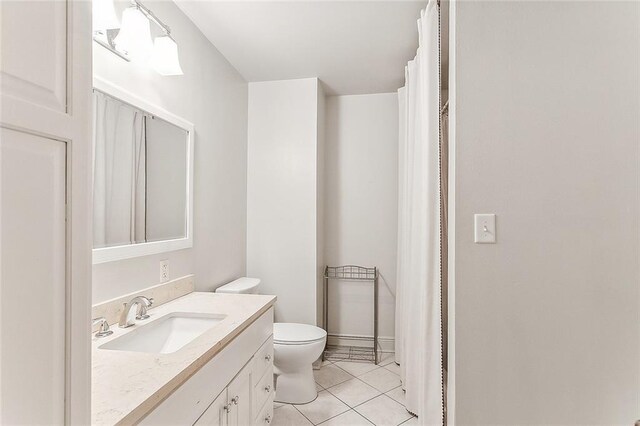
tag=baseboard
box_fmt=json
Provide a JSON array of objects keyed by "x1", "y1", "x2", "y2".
[{"x1": 327, "y1": 333, "x2": 395, "y2": 353}]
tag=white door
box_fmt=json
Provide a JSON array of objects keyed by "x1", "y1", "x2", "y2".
[
  {"x1": 227, "y1": 363, "x2": 252, "y2": 426},
  {"x1": 0, "y1": 0, "x2": 92, "y2": 424},
  {"x1": 0, "y1": 130, "x2": 67, "y2": 424},
  {"x1": 194, "y1": 390, "x2": 228, "y2": 426}
]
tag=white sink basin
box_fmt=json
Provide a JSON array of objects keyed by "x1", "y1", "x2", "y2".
[{"x1": 99, "y1": 312, "x2": 226, "y2": 354}]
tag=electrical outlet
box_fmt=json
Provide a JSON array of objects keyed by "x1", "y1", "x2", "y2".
[{"x1": 160, "y1": 260, "x2": 169, "y2": 283}]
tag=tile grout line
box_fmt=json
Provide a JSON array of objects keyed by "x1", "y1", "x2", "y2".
[
  {"x1": 290, "y1": 359, "x2": 403, "y2": 426},
  {"x1": 314, "y1": 362, "x2": 354, "y2": 389},
  {"x1": 324, "y1": 376, "x2": 383, "y2": 409},
  {"x1": 353, "y1": 392, "x2": 416, "y2": 426},
  {"x1": 350, "y1": 370, "x2": 402, "y2": 396},
  {"x1": 321, "y1": 379, "x2": 408, "y2": 426},
  {"x1": 326, "y1": 387, "x2": 376, "y2": 411},
  {"x1": 302, "y1": 367, "x2": 372, "y2": 425},
  {"x1": 291, "y1": 403, "x2": 317, "y2": 426},
  {"x1": 398, "y1": 414, "x2": 418, "y2": 425},
  {"x1": 333, "y1": 362, "x2": 383, "y2": 377},
  {"x1": 314, "y1": 408, "x2": 376, "y2": 426},
  {"x1": 315, "y1": 360, "x2": 403, "y2": 407},
  {"x1": 292, "y1": 394, "x2": 351, "y2": 426},
  {"x1": 353, "y1": 409, "x2": 377, "y2": 426}
]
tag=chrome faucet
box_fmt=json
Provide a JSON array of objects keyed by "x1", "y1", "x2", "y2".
[
  {"x1": 135, "y1": 296, "x2": 153, "y2": 320},
  {"x1": 119, "y1": 296, "x2": 153, "y2": 328},
  {"x1": 92, "y1": 317, "x2": 113, "y2": 338}
]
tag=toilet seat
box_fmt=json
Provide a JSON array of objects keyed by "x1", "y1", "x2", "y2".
[{"x1": 274, "y1": 323, "x2": 327, "y2": 346}]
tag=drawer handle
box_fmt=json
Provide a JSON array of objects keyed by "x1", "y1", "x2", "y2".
[
  {"x1": 264, "y1": 384, "x2": 271, "y2": 393},
  {"x1": 264, "y1": 414, "x2": 272, "y2": 424},
  {"x1": 264, "y1": 354, "x2": 272, "y2": 362},
  {"x1": 231, "y1": 396, "x2": 239, "y2": 405},
  {"x1": 224, "y1": 403, "x2": 232, "y2": 413}
]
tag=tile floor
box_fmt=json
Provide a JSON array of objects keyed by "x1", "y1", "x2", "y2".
[{"x1": 272, "y1": 353, "x2": 417, "y2": 426}]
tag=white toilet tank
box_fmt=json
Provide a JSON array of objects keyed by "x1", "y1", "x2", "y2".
[{"x1": 215, "y1": 277, "x2": 261, "y2": 294}]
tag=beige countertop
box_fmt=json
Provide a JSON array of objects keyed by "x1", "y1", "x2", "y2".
[{"x1": 91, "y1": 292, "x2": 277, "y2": 425}]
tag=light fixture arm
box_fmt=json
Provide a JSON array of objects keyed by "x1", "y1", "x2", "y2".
[{"x1": 131, "y1": 0, "x2": 172, "y2": 38}]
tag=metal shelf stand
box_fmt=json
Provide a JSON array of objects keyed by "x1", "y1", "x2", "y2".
[{"x1": 322, "y1": 265, "x2": 379, "y2": 364}]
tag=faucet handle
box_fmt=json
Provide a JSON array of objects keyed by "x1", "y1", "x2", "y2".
[
  {"x1": 92, "y1": 317, "x2": 113, "y2": 338},
  {"x1": 136, "y1": 297, "x2": 154, "y2": 320}
]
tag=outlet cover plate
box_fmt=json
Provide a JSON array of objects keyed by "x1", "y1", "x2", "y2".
[{"x1": 160, "y1": 260, "x2": 169, "y2": 283}]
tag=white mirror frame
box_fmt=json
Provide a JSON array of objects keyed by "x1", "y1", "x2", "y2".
[{"x1": 92, "y1": 76, "x2": 194, "y2": 264}]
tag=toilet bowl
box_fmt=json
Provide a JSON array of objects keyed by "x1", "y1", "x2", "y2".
[
  {"x1": 215, "y1": 277, "x2": 327, "y2": 404},
  {"x1": 273, "y1": 323, "x2": 327, "y2": 404}
]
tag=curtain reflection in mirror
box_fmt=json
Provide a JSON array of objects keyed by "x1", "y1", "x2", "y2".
[{"x1": 93, "y1": 91, "x2": 147, "y2": 248}]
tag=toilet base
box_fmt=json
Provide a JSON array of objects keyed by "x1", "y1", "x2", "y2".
[{"x1": 274, "y1": 365, "x2": 318, "y2": 404}]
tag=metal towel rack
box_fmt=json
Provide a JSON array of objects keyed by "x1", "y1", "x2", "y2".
[{"x1": 322, "y1": 265, "x2": 379, "y2": 364}]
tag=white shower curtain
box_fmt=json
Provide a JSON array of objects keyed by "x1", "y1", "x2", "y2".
[
  {"x1": 395, "y1": 1, "x2": 442, "y2": 423},
  {"x1": 93, "y1": 91, "x2": 147, "y2": 248}
]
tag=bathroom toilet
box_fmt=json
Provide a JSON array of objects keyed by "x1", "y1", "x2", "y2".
[{"x1": 215, "y1": 277, "x2": 327, "y2": 404}]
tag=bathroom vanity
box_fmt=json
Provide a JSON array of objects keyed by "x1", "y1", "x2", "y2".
[{"x1": 92, "y1": 292, "x2": 276, "y2": 425}]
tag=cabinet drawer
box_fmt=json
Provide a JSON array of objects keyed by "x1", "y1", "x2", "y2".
[
  {"x1": 253, "y1": 365, "x2": 274, "y2": 416},
  {"x1": 254, "y1": 394, "x2": 274, "y2": 426},
  {"x1": 252, "y1": 336, "x2": 273, "y2": 381}
]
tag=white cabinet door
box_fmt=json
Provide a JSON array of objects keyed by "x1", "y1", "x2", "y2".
[
  {"x1": 227, "y1": 363, "x2": 252, "y2": 426},
  {"x1": 194, "y1": 390, "x2": 228, "y2": 426},
  {"x1": 0, "y1": 0, "x2": 92, "y2": 423},
  {"x1": 0, "y1": 129, "x2": 67, "y2": 424},
  {"x1": 194, "y1": 362, "x2": 252, "y2": 426},
  {"x1": 0, "y1": 0, "x2": 67, "y2": 112}
]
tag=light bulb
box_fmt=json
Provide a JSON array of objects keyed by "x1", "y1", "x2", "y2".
[
  {"x1": 114, "y1": 7, "x2": 153, "y2": 62},
  {"x1": 151, "y1": 36, "x2": 184, "y2": 76}
]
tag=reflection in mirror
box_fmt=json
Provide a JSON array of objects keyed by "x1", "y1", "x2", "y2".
[{"x1": 93, "y1": 90, "x2": 188, "y2": 249}]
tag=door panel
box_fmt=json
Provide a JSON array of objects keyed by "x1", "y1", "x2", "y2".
[
  {"x1": 0, "y1": 1, "x2": 67, "y2": 112},
  {"x1": 228, "y1": 363, "x2": 252, "y2": 426},
  {"x1": 0, "y1": 0, "x2": 92, "y2": 423},
  {"x1": 0, "y1": 128, "x2": 67, "y2": 424}
]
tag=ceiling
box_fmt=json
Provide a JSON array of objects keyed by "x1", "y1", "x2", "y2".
[{"x1": 174, "y1": 1, "x2": 427, "y2": 95}]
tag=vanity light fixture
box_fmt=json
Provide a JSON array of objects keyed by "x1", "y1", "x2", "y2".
[
  {"x1": 93, "y1": 0, "x2": 184, "y2": 76},
  {"x1": 151, "y1": 35, "x2": 184, "y2": 76},
  {"x1": 114, "y1": 6, "x2": 154, "y2": 62},
  {"x1": 92, "y1": 0, "x2": 127, "y2": 61}
]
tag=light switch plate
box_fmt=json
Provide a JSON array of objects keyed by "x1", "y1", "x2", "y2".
[{"x1": 474, "y1": 214, "x2": 496, "y2": 243}]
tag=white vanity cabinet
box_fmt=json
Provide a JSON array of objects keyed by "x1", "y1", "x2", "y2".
[
  {"x1": 195, "y1": 352, "x2": 273, "y2": 426},
  {"x1": 194, "y1": 390, "x2": 228, "y2": 426},
  {"x1": 140, "y1": 307, "x2": 274, "y2": 426},
  {"x1": 195, "y1": 362, "x2": 252, "y2": 426}
]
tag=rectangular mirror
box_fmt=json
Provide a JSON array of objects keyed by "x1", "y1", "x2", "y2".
[{"x1": 92, "y1": 78, "x2": 194, "y2": 264}]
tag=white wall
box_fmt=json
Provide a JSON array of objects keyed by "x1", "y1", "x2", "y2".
[
  {"x1": 450, "y1": 1, "x2": 640, "y2": 424},
  {"x1": 92, "y1": 0, "x2": 248, "y2": 303},
  {"x1": 324, "y1": 93, "x2": 398, "y2": 346},
  {"x1": 247, "y1": 78, "x2": 324, "y2": 325}
]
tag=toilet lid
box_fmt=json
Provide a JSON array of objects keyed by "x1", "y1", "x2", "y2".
[
  {"x1": 274, "y1": 323, "x2": 327, "y2": 345},
  {"x1": 215, "y1": 277, "x2": 260, "y2": 294}
]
